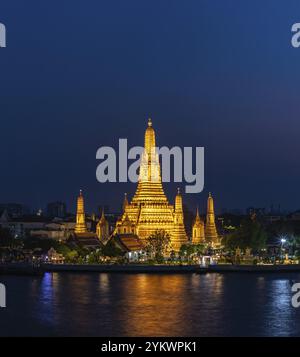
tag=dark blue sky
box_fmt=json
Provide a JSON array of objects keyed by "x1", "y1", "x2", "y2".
[{"x1": 1, "y1": 0, "x2": 300, "y2": 214}]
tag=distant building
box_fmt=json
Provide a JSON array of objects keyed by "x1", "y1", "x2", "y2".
[
  {"x1": 0, "y1": 203, "x2": 25, "y2": 218},
  {"x1": 222, "y1": 208, "x2": 244, "y2": 215},
  {"x1": 0, "y1": 213, "x2": 48, "y2": 238},
  {"x1": 289, "y1": 211, "x2": 300, "y2": 221},
  {"x1": 246, "y1": 207, "x2": 266, "y2": 217},
  {"x1": 47, "y1": 247, "x2": 65, "y2": 264},
  {"x1": 47, "y1": 201, "x2": 66, "y2": 218}
]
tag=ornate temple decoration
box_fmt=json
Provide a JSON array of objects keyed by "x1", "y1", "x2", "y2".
[
  {"x1": 75, "y1": 190, "x2": 87, "y2": 234},
  {"x1": 114, "y1": 119, "x2": 188, "y2": 252},
  {"x1": 205, "y1": 192, "x2": 219, "y2": 245},
  {"x1": 192, "y1": 207, "x2": 205, "y2": 244},
  {"x1": 96, "y1": 209, "x2": 110, "y2": 243}
]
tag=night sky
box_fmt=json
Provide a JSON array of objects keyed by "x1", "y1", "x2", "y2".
[{"x1": 1, "y1": 0, "x2": 300, "y2": 214}]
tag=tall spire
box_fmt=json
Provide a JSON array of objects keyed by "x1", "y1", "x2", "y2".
[
  {"x1": 96, "y1": 207, "x2": 109, "y2": 242},
  {"x1": 100, "y1": 207, "x2": 106, "y2": 223},
  {"x1": 195, "y1": 206, "x2": 201, "y2": 223},
  {"x1": 115, "y1": 118, "x2": 188, "y2": 252},
  {"x1": 172, "y1": 188, "x2": 188, "y2": 250},
  {"x1": 175, "y1": 188, "x2": 183, "y2": 214},
  {"x1": 207, "y1": 192, "x2": 215, "y2": 224},
  {"x1": 192, "y1": 206, "x2": 205, "y2": 244},
  {"x1": 144, "y1": 117, "x2": 156, "y2": 158},
  {"x1": 205, "y1": 192, "x2": 218, "y2": 244},
  {"x1": 122, "y1": 193, "x2": 129, "y2": 212},
  {"x1": 131, "y1": 119, "x2": 168, "y2": 204},
  {"x1": 75, "y1": 190, "x2": 87, "y2": 234}
]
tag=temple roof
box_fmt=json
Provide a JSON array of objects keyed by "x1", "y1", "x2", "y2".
[
  {"x1": 114, "y1": 234, "x2": 145, "y2": 252},
  {"x1": 193, "y1": 207, "x2": 204, "y2": 226}
]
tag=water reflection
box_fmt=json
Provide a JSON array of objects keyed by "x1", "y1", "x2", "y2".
[
  {"x1": 263, "y1": 279, "x2": 295, "y2": 336},
  {"x1": 2, "y1": 272, "x2": 300, "y2": 336}
]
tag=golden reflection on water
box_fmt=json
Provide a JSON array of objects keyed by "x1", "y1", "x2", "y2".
[
  {"x1": 114, "y1": 273, "x2": 225, "y2": 336},
  {"x1": 36, "y1": 272, "x2": 227, "y2": 336},
  {"x1": 118, "y1": 274, "x2": 190, "y2": 336},
  {"x1": 26, "y1": 272, "x2": 300, "y2": 336}
]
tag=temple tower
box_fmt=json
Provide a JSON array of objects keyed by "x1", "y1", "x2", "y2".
[
  {"x1": 114, "y1": 119, "x2": 188, "y2": 252},
  {"x1": 205, "y1": 192, "x2": 218, "y2": 244},
  {"x1": 171, "y1": 188, "x2": 188, "y2": 251},
  {"x1": 131, "y1": 118, "x2": 168, "y2": 204},
  {"x1": 192, "y1": 207, "x2": 205, "y2": 244},
  {"x1": 75, "y1": 190, "x2": 87, "y2": 234},
  {"x1": 96, "y1": 209, "x2": 110, "y2": 242},
  {"x1": 122, "y1": 193, "x2": 129, "y2": 212}
]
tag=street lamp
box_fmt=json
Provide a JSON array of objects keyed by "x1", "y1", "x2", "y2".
[{"x1": 280, "y1": 238, "x2": 287, "y2": 261}]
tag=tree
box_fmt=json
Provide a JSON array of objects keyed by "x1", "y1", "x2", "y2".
[
  {"x1": 223, "y1": 217, "x2": 267, "y2": 253},
  {"x1": 65, "y1": 250, "x2": 79, "y2": 263},
  {"x1": 179, "y1": 244, "x2": 194, "y2": 262},
  {"x1": 145, "y1": 230, "x2": 170, "y2": 263},
  {"x1": 87, "y1": 249, "x2": 103, "y2": 264},
  {"x1": 179, "y1": 243, "x2": 206, "y2": 263},
  {"x1": 102, "y1": 239, "x2": 124, "y2": 257},
  {"x1": 0, "y1": 227, "x2": 13, "y2": 246}
]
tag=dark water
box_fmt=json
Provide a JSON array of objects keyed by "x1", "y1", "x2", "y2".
[{"x1": 1, "y1": 272, "x2": 300, "y2": 336}]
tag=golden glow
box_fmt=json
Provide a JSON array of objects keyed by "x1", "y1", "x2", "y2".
[
  {"x1": 205, "y1": 192, "x2": 219, "y2": 245},
  {"x1": 96, "y1": 209, "x2": 109, "y2": 242},
  {"x1": 192, "y1": 207, "x2": 205, "y2": 244},
  {"x1": 75, "y1": 190, "x2": 88, "y2": 234},
  {"x1": 114, "y1": 119, "x2": 188, "y2": 252}
]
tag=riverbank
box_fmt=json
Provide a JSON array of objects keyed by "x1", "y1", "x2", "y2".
[
  {"x1": 198, "y1": 264, "x2": 300, "y2": 273},
  {"x1": 42, "y1": 263, "x2": 198, "y2": 273},
  {"x1": 0, "y1": 263, "x2": 43, "y2": 276},
  {"x1": 42, "y1": 263, "x2": 300, "y2": 274},
  {"x1": 2, "y1": 263, "x2": 300, "y2": 275}
]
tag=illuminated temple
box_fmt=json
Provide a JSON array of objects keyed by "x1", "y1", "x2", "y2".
[
  {"x1": 205, "y1": 192, "x2": 219, "y2": 244},
  {"x1": 75, "y1": 190, "x2": 87, "y2": 234},
  {"x1": 73, "y1": 119, "x2": 219, "y2": 251},
  {"x1": 114, "y1": 119, "x2": 188, "y2": 251}
]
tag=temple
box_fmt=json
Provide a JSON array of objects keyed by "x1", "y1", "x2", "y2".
[
  {"x1": 192, "y1": 207, "x2": 205, "y2": 244},
  {"x1": 73, "y1": 120, "x2": 220, "y2": 252},
  {"x1": 96, "y1": 209, "x2": 110, "y2": 243},
  {"x1": 205, "y1": 192, "x2": 219, "y2": 245},
  {"x1": 114, "y1": 119, "x2": 188, "y2": 251},
  {"x1": 75, "y1": 190, "x2": 87, "y2": 234},
  {"x1": 74, "y1": 190, "x2": 101, "y2": 248}
]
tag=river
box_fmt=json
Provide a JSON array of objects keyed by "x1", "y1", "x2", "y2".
[{"x1": 1, "y1": 272, "x2": 300, "y2": 336}]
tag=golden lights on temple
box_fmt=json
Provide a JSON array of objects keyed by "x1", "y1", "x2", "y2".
[
  {"x1": 114, "y1": 119, "x2": 188, "y2": 251},
  {"x1": 75, "y1": 190, "x2": 87, "y2": 234},
  {"x1": 75, "y1": 119, "x2": 220, "y2": 252}
]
